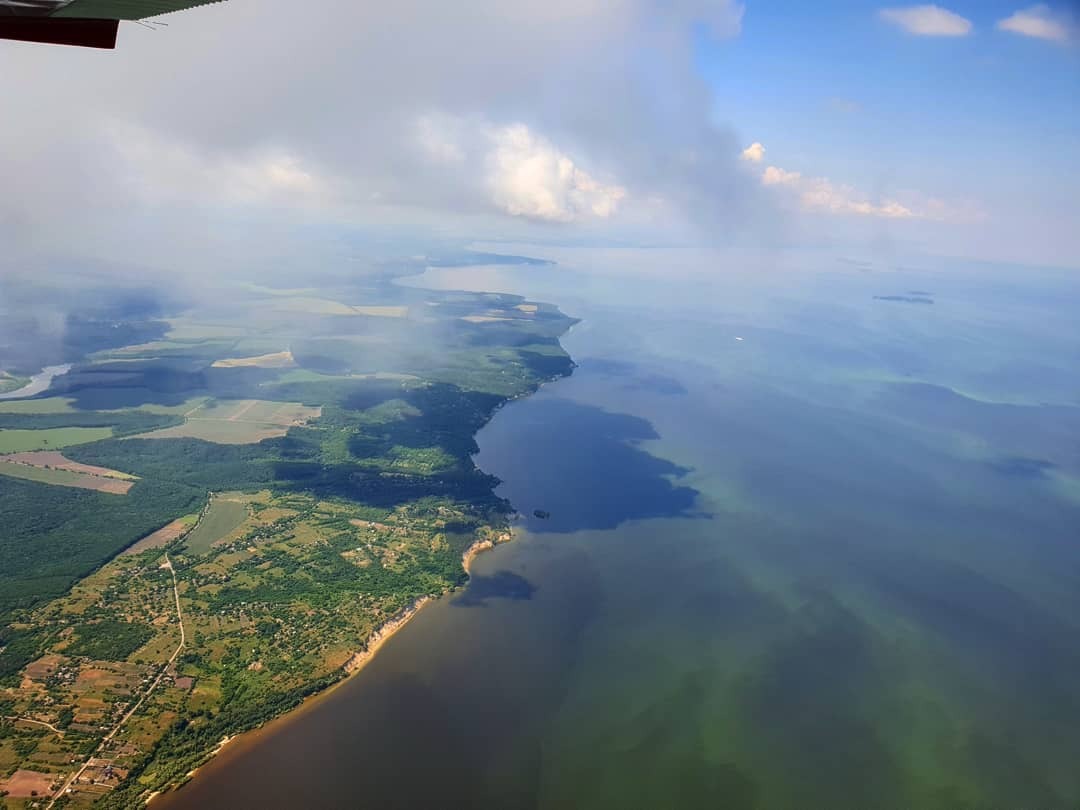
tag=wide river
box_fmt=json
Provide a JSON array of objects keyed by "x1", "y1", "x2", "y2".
[{"x1": 158, "y1": 250, "x2": 1080, "y2": 809}]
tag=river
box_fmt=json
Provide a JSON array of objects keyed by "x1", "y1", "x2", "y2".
[{"x1": 0, "y1": 364, "x2": 71, "y2": 400}]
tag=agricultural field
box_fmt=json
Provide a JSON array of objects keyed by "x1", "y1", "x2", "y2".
[
  {"x1": 0, "y1": 397, "x2": 78, "y2": 415},
  {"x1": 0, "y1": 451, "x2": 136, "y2": 480},
  {"x1": 0, "y1": 427, "x2": 114, "y2": 453},
  {"x1": 211, "y1": 351, "x2": 295, "y2": 369},
  {"x1": 121, "y1": 516, "x2": 199, "y2": 557},
  {"x1": 0, "y1": 461, "x2": 133, "y2": 495},
  {"x1": 0, "y1": 451, "x2": 136, "y2": 495},
  {"x1": 0, "y1": 490, "x2": 511, "y2": 808},
  {"x1": 132, "y1": 400, "x2": 321, "y2": 445},
  {"x1": 180, "y1": 496, "x2": 250, "y2": 554},
  {"x1": 0, "y1": 273, "x2": 576, "y2": 806}
]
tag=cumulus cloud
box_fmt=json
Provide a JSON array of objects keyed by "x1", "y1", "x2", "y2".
[
  {"x1": 411, "y1": 115, "x2": 627, "y2": 222},
  {"x1": 762, "y1": 165, "x2": 915, "y2": 219},
  {"x1": 487, "y1": 125, "x2": 626, "y2": 222},
  {"x1": 997, "y1": 5, "x2": 1072, "y2": 42},
  {"x1": 741, "y1": 142, "x2": 765, "y2": 163},
  {"x1": 879, "y1": 5, "x2": 973, "y2": 36},
  {"x1": 757, "y1": 160, "x2": 986, "y2": 224},
  {"x1": 0, "y1": 0, "x2": 758, "y2": 272}
]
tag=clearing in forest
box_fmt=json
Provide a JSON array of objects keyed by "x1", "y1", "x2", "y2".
[
  {"x1": 212, "y1": 350, "x2": 296, "y2": 369},
  {"x1": 122, "y1": 515, "x2": 198, "y2": 556},
  {"x1": 0, "y1": 426, "x2": 113, "y2": 453},
  {"x1": 1, "y1": 451, "x2": 135, "y2": 479},
  {"x1": 0, "y1": 462, "x2": 133, "y2": 494},
  {"x1": 131, "y1": 399, "x2": 320, "y2": 444},
  {"x1": 0, "y1": 397, "x2": 77, "y2": 414},
  {"x1": 0, "y1": 769, "x2": 56, "y2": 799},
  {"x1": 181, "y1": 496, "x2": 250, "y2": 555}
]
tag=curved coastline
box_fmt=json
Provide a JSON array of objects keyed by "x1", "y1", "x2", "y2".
[
  {"x1": 148, "y1": 293, "x2": 575, "y2": 805},
  {"x1": 0, "y1": 363, "x2": 71, "y2": 400},
  {"x1": 154, "y1": 551, "x2": 482, "y2": 802},
  {"x1": 151, "y1": 479, "x2": 529, "y2": 805}
]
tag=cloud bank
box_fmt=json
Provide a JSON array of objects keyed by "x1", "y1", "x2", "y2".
[{"x1": 0, "y1": 0, "x2": 760, "y2": 273}]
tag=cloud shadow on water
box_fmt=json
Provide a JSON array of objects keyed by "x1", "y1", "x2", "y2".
[
  {"x1": 578, "y1": 356, "x2": 688, "y2": 396},
  {"x1": 479, "y1": 397, "x2": 703, "y2": 534},
  {"x1": 452, "y1": 570, "x2": 537, "y2": 607}
]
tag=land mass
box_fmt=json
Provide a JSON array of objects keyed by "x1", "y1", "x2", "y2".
[
  {"x1": 873, "y1": 294, "x2": 934, "y2": 305},
  {"x1": 0, "y1": 270, "x2": 575, "y2": 808}
]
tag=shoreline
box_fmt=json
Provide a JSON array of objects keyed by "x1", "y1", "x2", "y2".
[
  {"x1": 146, "y1": 284, "x2": 575, "y2": 804},
  {"x1": 150, "y1": 524, "x2": 514, "y2": 805},
  {"x1": 0, "y1": 363, "x2": 71, "y2": 401},
  {"x1": 342, "y1": 595, "x2": 433, "y2": 675}
]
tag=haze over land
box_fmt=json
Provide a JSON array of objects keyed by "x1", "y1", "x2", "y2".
[{"x1": 1, "y1": 0, "x2": 1078, "y2": 808}]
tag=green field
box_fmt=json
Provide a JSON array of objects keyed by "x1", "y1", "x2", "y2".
[
  {"x1": 130, "y1": 396, "x2": 209, "y2": 416},
  {"x1": 133, "y1": 399, "x2": 320, "y2": 444},
  {"x1": 0, "y1": 462, "x2": 89, "y2": 487},
  {"x1": 0, "y1": 426, "x2": 113, "y2": 452},
  {"x1": 182, "y1": 497, "x2": 250, "y2": 554},
  {"x1": 0, "y1": 461, "x2": 132, "y2": 495},
  {"x1": 0, "y1": 396, "x2": 77, "y2": 414}
]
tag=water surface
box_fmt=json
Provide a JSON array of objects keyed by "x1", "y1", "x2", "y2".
[
  {"x1": 158, "y1": 255, "x2": 1080, "y2": 809},
  {"x1": 0, "y1": 364, "x2": 71, "y2": 400}
]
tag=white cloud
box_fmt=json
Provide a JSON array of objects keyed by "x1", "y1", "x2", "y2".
[
  {"x1": 762, "y1": 164, "x2": 915, "y2": 219},
  {"x1": 741, "y1": 142, "x2": 765, "y2": 163},
  {"x1": 759, "y1": 162, "x2": 985, "y2": 224},
  {"x1": 109, "y1": 122, "x2": 330, "y2": 208},
  {"x1": 414, "y1": 114, "x2": 467, "y2": 164},
  {"x1": 761, "y1": 165, "x2": 801, "y2": 186},
  {"x1": 997, "y1": 5, "x2": 1071, "y2": 42},
  {"x1": 410, "y1": 115, "x2": 629, "y2": 222},
  {"x1": 487, "y1": 124, "x2": 626, "y2": 222},
  {"x1": 879, "y1": 5, "x2": 973, "y2": 36},
  {"x1": 0, "y1": 0, "x2": 758, "y2": 263}
]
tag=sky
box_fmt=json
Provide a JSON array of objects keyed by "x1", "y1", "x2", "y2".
[{"x1": 0, "y1": 0, "x2": 1077, "y2": 277}]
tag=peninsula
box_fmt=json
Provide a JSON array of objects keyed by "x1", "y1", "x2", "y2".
[{"x1": 0, "y1": 270, "x2": 575, "y2": 808}]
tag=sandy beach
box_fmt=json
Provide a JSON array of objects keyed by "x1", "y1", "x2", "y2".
[
  {"x1": 342, "y1": 595, "x2": 433, "y2": 675},
  {"x1": 150, "y1": 525, "x2": 512, "y2": 804}
]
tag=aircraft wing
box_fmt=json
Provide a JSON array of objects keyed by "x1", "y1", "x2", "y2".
[{"x1": 0, "y1": 0, "x2": 225, "y2": 48}]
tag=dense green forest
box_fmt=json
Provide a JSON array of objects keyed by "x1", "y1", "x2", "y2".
[
  {"x1": 0, "y1": 476, "x2": 202, "y2": 680},
  {"x1": 0, "y1": 410, "x2": 181, "y2": 436},
  {"x1": 66, "y1": 620, "x2": 155, "y2": 661}
]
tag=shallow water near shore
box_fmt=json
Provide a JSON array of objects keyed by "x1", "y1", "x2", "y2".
[{"x1": 157, "y1": 253, "x2": 1080, "y2": 809}]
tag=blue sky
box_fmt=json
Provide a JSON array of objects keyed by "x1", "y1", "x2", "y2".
[{"x1": 695, "y1": 2, "x2": 1079, "y2": 265}]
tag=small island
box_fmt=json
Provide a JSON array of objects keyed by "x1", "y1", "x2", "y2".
[{"x1": 873, "y1": 294, "x2": 934, "y2": 304}]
